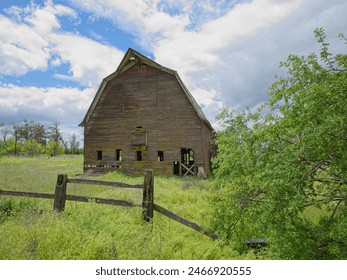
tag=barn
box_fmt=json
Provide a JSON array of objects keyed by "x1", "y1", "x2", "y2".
[{"x1": 80, "y1": 48, "x2": 215, "y2": 176}]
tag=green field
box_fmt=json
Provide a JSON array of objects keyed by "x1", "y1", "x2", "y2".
[{"x1": 0, "y1": 156, "x2": 248, "y2": 260}]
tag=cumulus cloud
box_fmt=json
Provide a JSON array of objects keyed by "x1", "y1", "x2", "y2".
[
  {"x1": 50, "y1": 33, "x2": 124, "y2": 87},
  {"x1": 0, "y1": 83, "x2": 94, "y2": 125},
  {"x1": 208, "y1": 0, "x2": 347, "y2": 111},
  {"x1": 0, "y1": 0, "x2": 124, "y2": 86},
  {"x1": 0, "y1": 14, "x2": 49, "y2": 75},
  {"x1": 25, "y1": 0, "x2": 77, "y2": 33},
  {"x1": 0, "y1": 0, "x2": 126, "y2": 138},
  {"x1": 68, "y1": 0, "x2": 190, "y2": 37}
]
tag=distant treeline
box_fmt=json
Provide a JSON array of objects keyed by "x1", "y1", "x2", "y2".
[{"x1": 0, "y1": 120, "x2": 82, "y2": 157}]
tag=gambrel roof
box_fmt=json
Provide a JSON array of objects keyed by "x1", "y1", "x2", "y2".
[{"x1": 80, "y1": 48, "x2": 214, "y2": 131}]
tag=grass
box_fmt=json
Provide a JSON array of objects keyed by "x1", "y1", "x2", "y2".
[{"x1": 0, "y1": 155, "x2": 246, "y2": 260}]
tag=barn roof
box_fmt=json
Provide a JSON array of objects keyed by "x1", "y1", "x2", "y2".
[{"x1": 80, "y1": 48, "x2": 214, "y2": 131}]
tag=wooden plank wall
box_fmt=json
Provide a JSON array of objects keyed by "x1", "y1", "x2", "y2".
[{"x1": 84, "y1": 64, "x2": 213, "y2": 175}]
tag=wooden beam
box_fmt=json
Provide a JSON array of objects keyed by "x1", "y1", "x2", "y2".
[
  {"x1": 0, "y1": 190, "x2": 140, "y2": 208},
  {"x1": 0, "y1": 190, "x2": 54, "y2": 200},
  {"x1": 142, "y1": 169, "x2": 154, "y2": 222},
  {"x1": 65, "y1": 194, "x2": 140, "y2": 207},
  {"x1": 67, "y1": 178, "x2": 143, "y2": 189},
  {"x1": 53, "y1": 174, "x2": 68, "y2": 212},
  {"x1": 153, "y1": 203, "x2": 218, "y2": 240},
  {"x1": 181, "y1": 163, "x2": 195, "y2": 176}
]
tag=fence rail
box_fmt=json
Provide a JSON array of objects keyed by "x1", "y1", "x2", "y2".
[
  {"x1": 153, "y1": 203, "x2": 218, "y2": 240},
  {"x1": 0, "y1": 190, "x2": 140, "y2": 207},
  {"x1": 67, "y1": 178, "x2": 143, "y2": 189},
  {"x1": 0, "y1": 170, "x2": 218, "y2": 240},
  {"x1": 0, "y1": 190, "x2": 55, "y2": 200}
]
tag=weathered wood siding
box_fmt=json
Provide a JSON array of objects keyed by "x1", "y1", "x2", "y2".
[{"x1": 84, "y1": 64, "x2": 213, "y2": 175}]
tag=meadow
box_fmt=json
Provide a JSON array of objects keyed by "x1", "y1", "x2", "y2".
[{"x1": 0, "y1": 155, "x2": 250, "y2": 260}]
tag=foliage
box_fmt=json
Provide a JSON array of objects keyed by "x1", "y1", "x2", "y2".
[
  {"x1": 46, "y1": 120, "x2": 63, "y2": 156},
  {"x1": 211, "y1": 28, "x2": 347, "y2": 259},
  {"x1": 0, "y1": 120, "x2": 82, "y2": 157},
  {"x1": 0, "y1": 197, "x2": 33, "y2": 223}
]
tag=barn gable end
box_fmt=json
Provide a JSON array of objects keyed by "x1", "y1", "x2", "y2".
[{"x1": 80, "y1": 48, "x2": 214, "y2": 176}]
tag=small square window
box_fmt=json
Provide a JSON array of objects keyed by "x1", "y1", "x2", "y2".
[
  {"x1": 97, "y1": 150, "x2": 102, "y2": 160},
  {"x1": 157, "y1": 151, "x2": 164, "y2": 162},
  {"x1": 136, "y1": 150, "x2": 143, "y2": 161},
  {"x1": 116, "y1": 149, "x2": 122, "y2": 161}
]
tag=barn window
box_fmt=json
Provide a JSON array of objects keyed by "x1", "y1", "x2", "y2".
[
  {"x1": 157, "y1": 151, "x2": 164, "y2": 162},
  {"x1": 97, "y1": 150, "x2": 103, "y2": 160},
  {"x1": 115, "y1": 149, "x2": 122, "y2": 161},
  {"x1": 136, "y1": 150, "x2": 143, "y2": 161},
  {"x1": 181, "y1": 148, "x2": 194, "y2": 165}
]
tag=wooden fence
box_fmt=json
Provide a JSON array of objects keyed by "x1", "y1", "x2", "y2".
[{"x1": 0, "y1": 170, "x2": 218, "y2": 240}]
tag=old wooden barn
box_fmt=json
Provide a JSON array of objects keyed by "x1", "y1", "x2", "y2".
[{"x1": 80, "y1": 48, "x2": 215, "y2": 176}]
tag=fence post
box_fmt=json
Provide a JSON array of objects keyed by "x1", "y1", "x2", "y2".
[
  {"x1": 53, "y1": 174, "x2": 68, "y2": 212},
  {"x1": 142, "y1": 169, "x2": 154, "y2": 222}
]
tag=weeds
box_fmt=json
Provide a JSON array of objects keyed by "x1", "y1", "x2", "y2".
[{"x1": 0, "y1": 155, "x2": 244, "y2": 259}]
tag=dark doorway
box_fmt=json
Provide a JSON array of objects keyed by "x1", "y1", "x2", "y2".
[
  {"x1": 97, "y1": 150, "x2": 103, "y2": 160},
  {"x1": 136, "y1": 150, "x2": 143, "y2": 161},
  {"x1": 173, "y1": 148, "x2": 195, "y2": 176},
  {"x1": 173, "y1": 161, "x2": 180, "y2": 175}
]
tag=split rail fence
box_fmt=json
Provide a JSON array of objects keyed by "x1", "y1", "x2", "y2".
[{"x1": 0, "y1": 169, "x2": 218, "y2": 240}]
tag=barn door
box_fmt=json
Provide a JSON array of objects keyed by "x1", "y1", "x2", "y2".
[{"x1": 173, "y1": 148, "x2": 196, "y2": 176}]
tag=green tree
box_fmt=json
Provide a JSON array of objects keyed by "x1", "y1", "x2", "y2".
[
  {"x1": 211, "y1": 28, "x2": 347, "y2": 259},
  {"x1": 0, "y1": 123, "x2": 12, "y2": 142},
  {"x1": 23, "y1": 139, "x2": 44, "y2": 157},
  {"x1": 47, "y1": 120, "x2": 62, "y2": 156},
  {"x1": 69, "y1": 133, "x2": 80, "y2": 154},
  {"x1": 12, "y1": 120, "x2": 46, "y2": 156}
]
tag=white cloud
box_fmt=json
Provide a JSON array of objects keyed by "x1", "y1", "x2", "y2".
[
  {"x1": 0, "y1": 14, "x2": 49, "y2": 75},
  {"x1": 208, "y1": 0, "x2": 347, "y2": 112},
  {"x1": 0, "y1": 83, "x2": 95, "y2": 125},
  {"x1": 25, "y1": 1, "x2": 77, "y2": 33},
  {"x1": 154, "y1": 0, "x2": 302, "y2": 75},
  {"x1": 0, "y1": 1, "x2": 124, "y2": 86},
  {"x1": 50, "y1": 33, "x2": 124, "y2": 87}
]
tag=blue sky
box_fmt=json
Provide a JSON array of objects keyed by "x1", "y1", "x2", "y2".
[{"x1": 1, "y1": 0, "x2": 347, "y2": 141}]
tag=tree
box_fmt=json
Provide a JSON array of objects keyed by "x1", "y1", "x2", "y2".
[
  {"x1": 69, "y1": 133, "x2": 80, "y2": 154},
  {"x1": 23, "y1": 139, "x2": 44, "y2": 157},
  {"x1": 11, "y1": 120, "x2": 46, "y2": 156},
  {"x1": 0, "y1": 123, "x2": 12, "y2": 142},
  {"x1": 47, "y1": 120, "x2": 62, "y2": 156},
  {"x1": 211, "y1": 28, "x2": 347, "y2": 259}
]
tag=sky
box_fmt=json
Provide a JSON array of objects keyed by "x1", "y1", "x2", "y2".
[{"x1": 0, "y1": 0, "x2": 346, "y2": 141}]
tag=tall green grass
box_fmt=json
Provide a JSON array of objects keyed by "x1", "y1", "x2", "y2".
[{"x1": 0, "y1": 156, "x2": 247, "y2": 260}]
